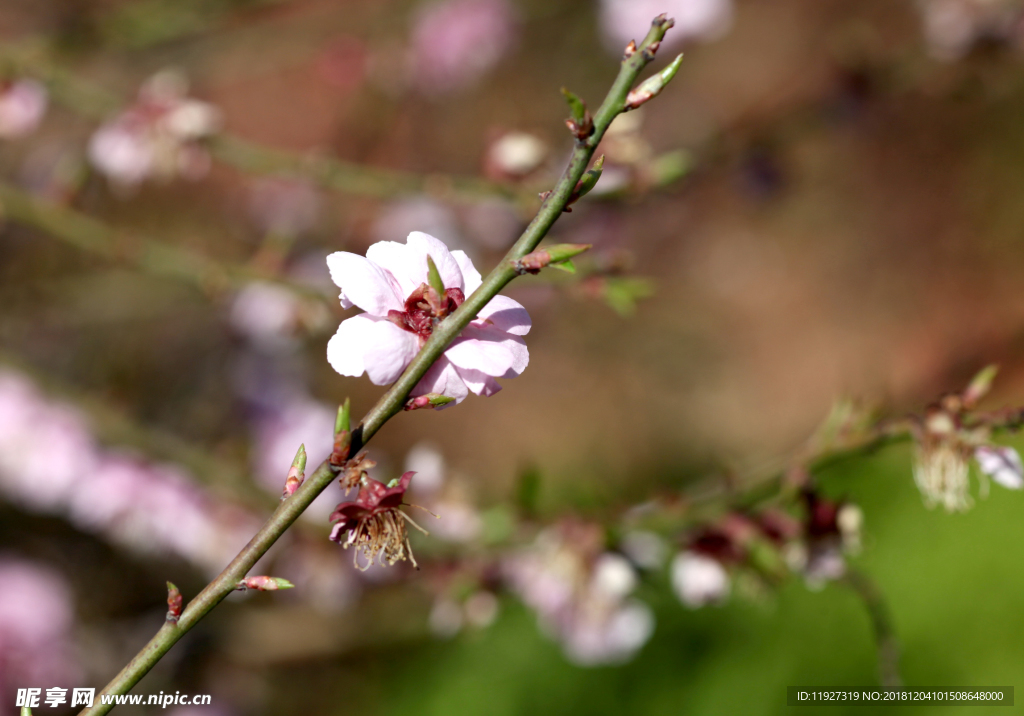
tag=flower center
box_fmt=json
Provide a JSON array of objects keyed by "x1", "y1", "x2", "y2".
[{"x1": 387, "y1": 283, "x2": 465, "y2": 340}]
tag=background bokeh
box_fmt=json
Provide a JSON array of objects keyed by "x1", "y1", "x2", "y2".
[{"x1": 2, "y1": 0, "x2": 1024, "y2": 713}]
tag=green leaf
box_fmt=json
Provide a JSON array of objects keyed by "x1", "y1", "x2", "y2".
[{"x1": 561, "y1": 87, "x2": 587, "y2": 124}]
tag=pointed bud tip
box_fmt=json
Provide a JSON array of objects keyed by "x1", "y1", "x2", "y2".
[
  {"x1": 405, "y1": 393, "x2": 455, "y2": 411},
  {"x1": 426, "y1": 255, "x2": 446, "y2": 296}
]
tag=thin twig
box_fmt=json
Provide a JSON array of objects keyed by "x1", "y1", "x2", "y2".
[
  {"x1": 77, "y1": 16, "x2": 679, "y2": 714},
  {"x1": 843, "y1": 568, "x2": 903, "y2": 688}
]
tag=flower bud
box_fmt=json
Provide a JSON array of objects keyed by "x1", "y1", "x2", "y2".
[
  {"x1": 335, "y1": 397, "x2": 351, "y2": 436},
  {"x1": 515, "y1": 243, "x2": 592, "y2": 274},
  {"x1": 625, "y1": 53, "x2": 684, "y2": 110},
  {"x1": 573, "y1": 155, "x2": 605, "y2": 202},
  {"x1": 426, "y1": 255, "x2": 446, "y2": 297},
  {"x1": 561, "y1": 87, "x2": 593, "y2": 140},
  {"x1": 405, "y1": 393, "x2": 456, "y2": 411},
  {"x1": 166, "y1": 582, "x2": 183, "y2": 623},
  {"x1": 281, "y1": 443, "x2": 307, "y2": 499},
  {"x1": 623, "y1": 40, "x2": 637, "y2": 59},
  {"x1": 236, "y1": 576, "x2": 295, "y2": 591},
  {"x1": 330, "y1": 428, "x2": 352, "y2": 468},
  {"x1": 963, "y1": 364, "x2": 998, "y2": 408}
]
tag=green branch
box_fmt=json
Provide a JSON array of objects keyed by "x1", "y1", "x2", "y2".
[{"x1": 77, "y1": 15, "x2": 679, "y2": 715}]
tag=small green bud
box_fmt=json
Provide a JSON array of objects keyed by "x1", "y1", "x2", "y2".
[
  {"x1": 405, "y1": 393, "x2": 456, "y2": 411},
  {"x1": 426, "y1": 255, "x2": 446, "y2": 296},
  {"x1": 238, "y1": 576, "x2": 295, "y2": 591},
  {"x1": 963, "y1": 365, "x2": 999, "y2": 408},
  {"x1": 561, "y1": 87, "x2": 587, "y2": 124},
  {"x1": 574, "y1": 155, "x2": 605, "y2": 201},
  {"x1": 282, "y1": 443, "x2": 307, "y2": 499},
  {"x1": 625, "y1": 53, "x2": 683, "y2": 110},
  {"x1": 335, "y1": 398, "x2": 351, "y2": 436},
  {"x1": 166, "y1": 581, "x2": 183, "y2": 622},
  {"x1": 516, "y1": 243, "x2": 592, "y2": 273}
]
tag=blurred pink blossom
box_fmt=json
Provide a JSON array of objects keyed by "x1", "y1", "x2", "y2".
[
  {"x1": 88, "y1": 70, "x2": 220, "y2": 188},
  {"x1": 326, "y1": 232, "x2": 530, "y2": 404},
  {"x1": 0, "y1": 557, "x2": 80, "y2": 708},
  {"x1": 0, "y1": 373, "x2": 97, "y2": 513},
  {"x1": 504, "y1": 527, "x2": 654, "y2": 666},
  {"x1": 670, "y1": 551, "x2": 730, "y2": 608},
  {"x1": 0, "y1": 370, "x2": 257, "y2": 575},
  {"x1": 409, "y1": 0, "x2": 518, "y2": 95},
  {"x1": 230, "y1": 282, "x2": 304, "y2": 346},
  {"x1": 246, "y1": 179, "x2": 321, "y2": 238},
  {"x1": 598, "y1": 0, "x2": 733, "y2": 54},
  {"x1": 0, "y1": 80, "x2": 47, "y2": 139},
  {"x1": 917, "y1": 0, "x2": 1023, "y2": 61}
]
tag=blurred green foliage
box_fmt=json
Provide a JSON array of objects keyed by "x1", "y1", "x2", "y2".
[{"x1": 358, "y1": 441, "x2": 1024, "y2": 716}]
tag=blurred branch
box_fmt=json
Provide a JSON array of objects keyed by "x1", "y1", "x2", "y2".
[
  {"x1": 843, "y1": 568, "x2": 902, "y2": 688},
  {"x1": 0, "y1": 43, "x2": 528, "y2": 204},
  {"x1": 0, "y1": 180, "x2": 327, "y2": 302},
  {"x1": 78, "y1": 16, "x2": 680, "y2": 714},
  {"x1": 207, "y1": 133, "x2": 524, "y2": 203}
]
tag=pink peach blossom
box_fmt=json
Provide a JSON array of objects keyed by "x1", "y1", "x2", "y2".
[{"x1": 326, "y1": 232, "x2": 530, "y2": 405}]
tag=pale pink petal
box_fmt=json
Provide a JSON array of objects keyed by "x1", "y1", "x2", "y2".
[
  {"x1": 366, "y1": 241, "x2": 421, "y2": 297},
  {"x1": 975, "y1": 445, "x2": 1024, "y2": 490},
  {"x1": 327, "y1": 314, "x2": 381, "y2": 377},
  {"x1": 413, "y1": 356, "x2": 470, "y2": 405},
  {"x1": 477, "y1": 294, "x2": 531, "y2": 335},
  {"x1": 452, "y1": 250, "x2": 483, "y2": 294},
  {"x1": 444, "y1": 332, "x2": 515, "y2": 377},
  {"x1": 406, "y1": 231, "x2": 464, "y2": 290},
  {"x1": 326, "y1": 251, "x2": 404, "y2": 315},
  {"x1": 363, "y1": 321, "x2": 420, "y2": 385},
  {"x1": 456, "y1": 367, "x2": 503, "y2": 396},
  {"x1": 501, "y1": 333, "x2": 529, "y2": 376}
]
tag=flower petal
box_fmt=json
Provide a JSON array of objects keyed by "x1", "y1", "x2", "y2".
[
  {"x1": 326, "y1": 251, "x2": 404, "y2": 315},
  {"x1": 412, "y1": 356, "x2": 470, "y2": 406},
  {"x1": 406, "y1": 231, "x2": 464, "y2": 291},
  {"x1": 326, "y1": 314, "x2": 381, "y2": 377},
  {"x1": 460, "y1": 323, "x2": 529, "y2": 376},
  {"x1": 975, "y1": 445, "x2": 1024, "y2": 490},
  {"x1": 501, "y1": 333, "x2": 529, "y2": 377},
  {"x1": 363, "y1": 321, "x2": 420, "y2": 385},
  {"x1": 444, "y1": 333, "x2": 515, "y2": 377},
  {"x1": 455, "y1": 367, "x2": 503, "y2": 396},
  {"x1": 452, "y1": 250, "x2": 483, "y2": 294},
  {"x1": 478, "y1": 295, "x2": 531, "y2": 335},
  {"x1": 366, "y1": 241, "x2": 420, "y2": 298}
]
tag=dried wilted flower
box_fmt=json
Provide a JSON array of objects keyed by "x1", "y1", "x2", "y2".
[
  {"x1": 910, "y1": 367, "x2": 1023, "y2": 510},
  {"x1": 329, "y1": 471, "x2": 430, "y2": 570},
  {"x1": 913, "y1": 407, "x2": 975, "y2": 511},
  {"x1": 338, "y1": 451, "x2": 377, "y2": 492}
]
